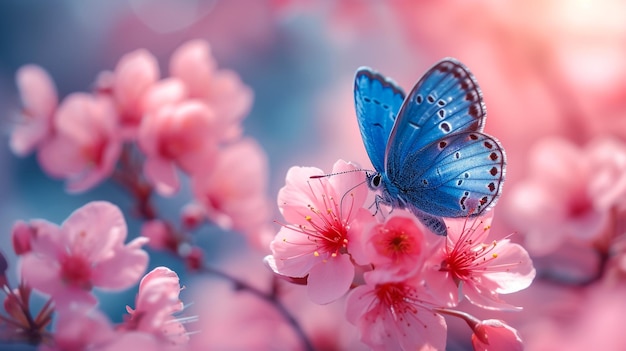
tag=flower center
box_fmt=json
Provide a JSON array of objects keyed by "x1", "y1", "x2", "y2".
[
  {"x1": 60, "y1": 254, "x2": 93, "y2": 290},
  {"x1": 375, "y1": 282, "x2": 419, "y2": 317}
]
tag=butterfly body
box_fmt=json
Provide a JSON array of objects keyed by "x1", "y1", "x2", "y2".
[{"x1": 355, "y1": 58, "x2": 506, "y2": 236}]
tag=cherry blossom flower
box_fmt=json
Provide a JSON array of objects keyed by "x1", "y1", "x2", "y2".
[
  {"x1": 425, "y1": 213, "x2": 535, "y2": 310},
  {"x1": 18, "y1": 201, "x2": 149, "y2": 306},
  {"x1": 138, "y1": 100, "x2": 218, "y2": 196},
  {"x1": 192, "y1": 138, "x2": 273, "y2": 249},
  {"x1": 120, "y1": 267, "x2": 188, "y2": 346},
  {"x1": 507, "y1": 137, "x2": 626, "y2": 255},
  {"x1": 169, "y1": 39, "x2": 253, "y2": 142},
  {"x1": 350, "y1": 210, "x2": 443, "y2": 278},
  {"x1": 346, "y1": 269, "x2": 447, "y2": 351},
  {"x1": 266, "y1": 159, "x2": 374, "y2": 304},
  {"x1": 36, "y1": 93, "x2": 122, "y2": 193},
  {"x1": 10, "y1": 64, "x2": 58, "y2": 156}
]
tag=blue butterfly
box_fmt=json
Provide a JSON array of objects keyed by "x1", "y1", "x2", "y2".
[{"x1": 354, "y1": 58, "x2": 506, "y2": 236}]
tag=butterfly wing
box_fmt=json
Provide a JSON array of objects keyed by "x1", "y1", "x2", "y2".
[
  {"x1": 385, "y1": 58, "x2": 486, "y2": 176},
  {"x1": 354, "y1": 67, "x2": 405, "y2": 173},
  {"x1": 396, "y1": 131, "x2": 506, "y2": 218}
]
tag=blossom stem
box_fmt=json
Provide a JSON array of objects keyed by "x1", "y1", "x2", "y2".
[{"x1": 111, "y1": 145, "x2": 315, "y2": 351}]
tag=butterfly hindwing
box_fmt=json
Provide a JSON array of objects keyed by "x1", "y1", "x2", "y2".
[
  {"x1": 385, "y1": 58, "x2": 486, "y2": 175},
  {"x1": 393, "y1": 131, "x2": 505, "y2": 218},
  {"x1": 354, "y1": 67, "x2": 405, "y2": 173}
]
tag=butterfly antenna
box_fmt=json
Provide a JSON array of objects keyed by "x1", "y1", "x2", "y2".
[
  {"x1": 309, "y1": 169, "x2": 373, "y2": 179},
  {"x1": 308, "y1": 168, "x2": 372, "y2": 219}
]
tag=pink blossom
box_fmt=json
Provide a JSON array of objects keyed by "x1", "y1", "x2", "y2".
[
  {"x1": 351, "y1": 210, "x2": 443, "y2": 278},
  {"x1": 121, "y1": 267, "x2": 188, "y2": 345},
  {"x1": 180, "y1": 202, "x2": 206, "y2": 230},
  {"x1": 192, "y1": 138, "x2": 273, "y2": 249},
  {"x1": 140, "y1": 219, "x2": 174, "y2": 251},
  {"x1": 471, "y1": 319, "x2": 523, "y2": 351},
  {"x1": 10, "y1": 64, "x2": 58, "y2": 156},
  {"x1": 112, "y1": 49, "x2": 160, "y2": 138},
  {"x1": 346, "y1": 270, "x2": 447, "y2": 351},
  {"x1": 19, "y1": 201, "x2": 149, "y2": 306},
  {"x1": 36, "y1": 93, "x2": 122, "y2": 193},
  {"x1": 507, "y1": 137, "x2": 626, "y2": 255},
  {"x1": 425, "y1": 213, "x2": 535, "y2": 310},
  {"x1": 138, "y1": 100, "x2": 218, "y2": 196},
  {"x1": 169, "y1": 39, "x2": 253, "y2": 141},
  {"x1": 266, "y1": 159, "x2": 373, "y2": 304}
]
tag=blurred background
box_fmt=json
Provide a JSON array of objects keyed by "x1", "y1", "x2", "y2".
[{"x1": 2, "y1": 0, "x2": 626, "y2": 350}]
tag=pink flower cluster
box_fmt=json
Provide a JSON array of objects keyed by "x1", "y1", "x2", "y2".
[
  {"x1": 5, "y1": 201, "x2": 188, "y2": 350},
  {"x1": 10, "y1": 39, "x2": 271, "y2": 248},
  {"x1": 265, "y1": 160, "x2": 536, "y2": 350}
]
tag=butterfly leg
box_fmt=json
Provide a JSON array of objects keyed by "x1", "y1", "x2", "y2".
[{"x1": 368, "y1": 194, "x2": 393, "y2": 218}]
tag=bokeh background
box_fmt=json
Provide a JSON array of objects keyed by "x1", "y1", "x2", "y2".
[{"x1": 3, "y1": 0, "x2": 626, "y2": 350}]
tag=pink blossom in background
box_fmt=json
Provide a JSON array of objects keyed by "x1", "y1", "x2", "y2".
[
  {"x1": 425, "y1": 214, "x2": 535, "y2": 310},
  {"x1": 111, "y1": 48, "x2": 160, "y2": 139},
  {"x1": 19, "y1": 201, "x2": 148, "y2": 306},
  {"x1": 10, "y1": 64, "x2": 58, "y2": 156},
  {"x1": 121, "y1": 266, "x2": 188, "y2": 345},
  {"x1": 523, "y1": 284, "x2": 626, "y2": 351},
  {"x1": 169, "y1": 39, "x2": 253, "y2": 142},
  {"x1": 266, "y1": 160, "x2": 373, "y2": 304},
  {"x1": 192, "y1": 138, "x2": 274, "y2": 249},
  {"x1": 506, "y1": 137, "x2": 626, "y2": 256},
  {"x1": 138, "y1": 100, "x2": 218, "y2": 196},
  {"x1": 36, "y1": 93, "x2": 123, "y2": 193},
  {"x1": 346, "y1": 270, "x2": 447, "y2": 351}
]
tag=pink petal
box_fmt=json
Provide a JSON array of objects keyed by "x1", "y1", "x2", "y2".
[
  {"x1": 169, "y1": 39, "x2": 217, "y2": 98},
  {"x1": 144, "y1": 157, "x2": 180, "y2": 196},
  {"x1": 65, "y1": 138, "x2": 122, "y2": 193},
  {"x1": 52, "y1": 304, "x2": 116, "y2": 349},
  {"x1": 10, "y1": 121, "x2": 49, "y2": 157},
  {"x1": 11, "y1": 64, "x2": 57, "y2": 155},
  {"x1": 307, "y1": 254, "x2": 354, "y2": 304},
  {"x1": 206, "y1": 69, "x2": 254, "y2": 141},
  {"x1": 16, "y1": 64, "x2": 57, "y2": 118},
  {"x1": 37, "y1": 135, "x2": 84, "y2": 178},
  {"x1": 268, "y1": 227, "x2": 318, "y2": 277},
  {"x1": 92, "y1": 237, "x2": 149, "y2": 290},
  {"x1": 483, "y1": 240, "x2": 536, "y2": 294},
  {"x1": 61, "y1": 201, "x2": 127, "y2": 262},
  {"x1": 19, "y1": 252, "x2": 62, "y2": 294},
  {"x1": 114, "y1": 49, "x2": 159, "y2": 121},
  {"x1": 141, "y1": 78, "x2": 188, "y2": 115}
]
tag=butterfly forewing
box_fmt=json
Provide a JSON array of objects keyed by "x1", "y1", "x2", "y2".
[
  {"x1": 385, "y1": 58, "x2": 486, "y2": 175},
  {"x1": 396, "y1": 132, "x2": 506, "y2": 217},
  {"x1": 354, "y1": 67, "x2": 405, "y2": 173}
]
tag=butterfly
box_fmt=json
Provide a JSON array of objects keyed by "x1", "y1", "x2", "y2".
[{"x1": 354, "y1": 58, "x2": 506, "y2": 236}]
